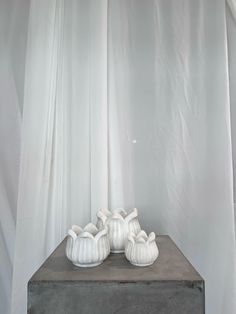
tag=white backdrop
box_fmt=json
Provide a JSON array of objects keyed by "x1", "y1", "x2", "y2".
[{"x1": 1, "y1": 1, "x2": 236, "y2": 314}]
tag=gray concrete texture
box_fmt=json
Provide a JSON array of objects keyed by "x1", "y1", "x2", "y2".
[{"x1": 28, "y1": 235, "x2": 204, "y2": 314}]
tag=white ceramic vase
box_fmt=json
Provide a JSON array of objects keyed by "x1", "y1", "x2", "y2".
[
  {"x1": 125, "y1": 230, "x2": 159, "y2": 266},
  {"x1": 66, "y1": 223, "x2": 110, "y2": 267},
  {"x1": 96, "y1": 208, "x2": 141, "y2": 253}
]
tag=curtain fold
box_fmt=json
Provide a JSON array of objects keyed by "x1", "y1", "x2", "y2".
[
  {"x1": 1, "y1": 1, "x2": 236, "y2": 313},
  {"x1": 11, "y1": 1, "x2": 109, "y2": 313},
  {"x1": 11, "y1": 2, "x2": 67, "y2": 312},
  {"x1": 227, "y1": 0, "x2": 236, "y2": 214},
  {"x1": 108, "y1": 2, "x2": 236, "y2": 314},
  {"x1": 227, "y1": 0, "x2": 236, "y2": 21},
  {"x1": 0, "y1": 1, "x2": 30, "y2": 314}
]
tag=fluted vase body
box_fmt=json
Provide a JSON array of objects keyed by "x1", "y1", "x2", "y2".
[
  {"x1": 66, "y1": 223, "x2": 110, "y2": 267},
  {"x1": 96, "y1": 208, "x2": 141, "y2": 253},
  {"x1": 125, "y1": 230, "x2": 159, "y2": 266}
]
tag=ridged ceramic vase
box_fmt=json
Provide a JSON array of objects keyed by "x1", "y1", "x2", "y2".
[
  {"x1": 66, "y1": 223, "x2": 110, "y2": 267},
  {"x1": 125, "y1": 230, "x2": 159, "y2": 266},
  {"x1": 96, "y1": 208, "x2": 141, "y2": 253}
]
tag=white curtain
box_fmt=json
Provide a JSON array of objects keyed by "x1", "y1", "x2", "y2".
[
  {"x1": 1, "y1": 1, "x2": 236, "y2": 314},
  {"x1": 227, "y1": 0, "x2": 236, "y2": 205},
  {"x1": 0, "y1": 0, "x2": 29, "y2": 313},
  {"x1": 11, "y1": 1, "x2": 109, "y2": 313},
  {"x1": 108, "y1": 3, "x2": 236, "y2": 314}
]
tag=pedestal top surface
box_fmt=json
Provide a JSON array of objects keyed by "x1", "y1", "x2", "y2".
[{"x1": 29, "y1": 235, "x2": 203, "y2": 283}]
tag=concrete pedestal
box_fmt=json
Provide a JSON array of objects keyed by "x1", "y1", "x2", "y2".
[{"x1": 28, "y1": 235, "x2": 204, "y2": 314}]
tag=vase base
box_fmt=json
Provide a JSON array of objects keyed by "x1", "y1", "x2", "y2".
[
  {"x1": 130, "y1": 261, "x2": 154, "y2": 267},
  {"x1": 73, "y1": 261, "x2": 102, "y2": 267},
  {"x1": 111, "y1": 249, "x2": 124, "y2": 254}
]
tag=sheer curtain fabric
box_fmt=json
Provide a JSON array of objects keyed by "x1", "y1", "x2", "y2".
[{"x1": 0, "y1": 1, "x2": 236, "y2": 314}]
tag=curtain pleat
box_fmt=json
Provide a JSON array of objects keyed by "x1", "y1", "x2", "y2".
[
  {"x1": 227, "y1": 0, "x2": 236, "y2": 217},
  {"x1": 0, "y1": 1, "x2": 30, "y2": 314},
  {"x1": 227, "y1": 0, "x2": 236, "y2": 21},
  {"x1": 11, "y1": 1, "x2": 67, "y2": 312},
  {"x1": 11, "y1": 1, "x2": 109, "y2": 312}
]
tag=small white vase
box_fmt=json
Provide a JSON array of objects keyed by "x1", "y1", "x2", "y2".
[
  {"x1": 66, "y1": 223, "x2": 110, "y2": 267},
  {"x1": 96, "y1": 208, "x2": 141, "y2": 253},
  {"x1": 125, "y1": 230, "x2": 159, "y2": 266}
]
